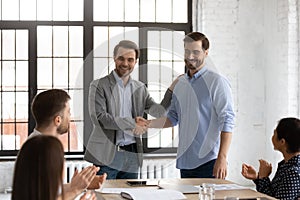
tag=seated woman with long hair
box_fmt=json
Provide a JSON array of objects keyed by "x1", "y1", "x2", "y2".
[
  {"x1": 12, "y1": 135, "x2": 96, "y2": 200},
  {"x1": 242, "y1": 117, "x2": 300, "y2": 200}
]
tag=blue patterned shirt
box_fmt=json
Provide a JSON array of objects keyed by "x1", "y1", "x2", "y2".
[{"x1": 254, "y1": 155, "x2": 300, "y2": 200}]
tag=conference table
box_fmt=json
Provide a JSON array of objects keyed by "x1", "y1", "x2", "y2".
[{"x1": 96, "y1": 178, "x2": 276, "y2": 200}]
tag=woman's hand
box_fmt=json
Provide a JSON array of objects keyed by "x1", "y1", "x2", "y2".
[
  {"x1": 79, "y1": 191, "x2": 97, "y2": 200},
  {"x1": 241, "y1": 163, "x2": 258, "y2": 180},
  {"x1": 87, "y1": 173, "x2": 107, "y2": 190},
  {"x1": 70, "y1": 166, "x2": 99, "y2": 192},
  {"x1": 258, "y1": 159, "x2": 272, "y2": 178}
]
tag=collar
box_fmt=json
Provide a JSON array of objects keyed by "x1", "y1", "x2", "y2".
[
  {"x1": 33, "y1": 129, "x2": 43, "y2": 135},
  {"x1": 185, "y1": 65, "x2": 207, "y2": 80},
  {"x1": 112, "y1": 70, "x2": 132, "y2": 86}
]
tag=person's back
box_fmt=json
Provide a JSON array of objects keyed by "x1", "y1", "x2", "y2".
[{"x1": 12, "y1": 135, "x2": 64, "y2": 200}]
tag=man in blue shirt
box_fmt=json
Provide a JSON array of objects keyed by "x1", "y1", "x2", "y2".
[{"x1": 149, "y1": 32, "x2": 235, "y2": 179}]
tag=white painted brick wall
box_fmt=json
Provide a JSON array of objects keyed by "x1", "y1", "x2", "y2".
[
  {"x1": 195, "y1": 0, "x2": 300, "y2": 186},
  {"x1": 287, "y1": 0, "x2": 299, "y2": 116}
]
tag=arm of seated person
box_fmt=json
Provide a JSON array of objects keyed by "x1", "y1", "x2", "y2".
[
  {"x1": 57, "y1": 189, "x2": 96, "y2": 200},
  {"x1": 63, "y1": 166, "x2": 99, "y2": 199},
  {"x1": 87, "y1": 173, "x2": 107, "y2": 190}
]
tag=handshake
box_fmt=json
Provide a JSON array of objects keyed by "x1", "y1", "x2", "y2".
[{"x1": 132, "y1": 116, "x2": 152, "y2": 135}]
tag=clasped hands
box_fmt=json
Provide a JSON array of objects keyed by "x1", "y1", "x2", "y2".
[{"x1": 132, "y1": 116, "x2": 151, "y2": 135}]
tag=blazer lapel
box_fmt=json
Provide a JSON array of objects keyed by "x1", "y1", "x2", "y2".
[
  {"x1": 108, "y1": 72, "x2": 120, "y2": 116},
  {"x1": 131, "y1": 84, "x2": 137, "y2": 118}
]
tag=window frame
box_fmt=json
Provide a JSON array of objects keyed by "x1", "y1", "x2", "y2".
[{"x1": 0, "y1": 0, "x2": 192, "y2": 157}]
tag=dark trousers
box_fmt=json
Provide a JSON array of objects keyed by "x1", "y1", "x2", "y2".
[
  {"x1": 180, "y1": 159, "x2": 216, "y2": 178},
  {"x1": 96, "y1": 144, "x2": 139, "y2": 179}
]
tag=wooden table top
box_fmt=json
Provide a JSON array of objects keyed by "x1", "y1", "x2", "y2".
[{"x1": 95, "y1": 178, "x2": 276, "y2": 200}]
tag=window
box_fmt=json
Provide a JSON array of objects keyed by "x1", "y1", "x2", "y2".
[
  {"x1": 146, "y1": 30, "x2": 185, "y2": 152},
  {"x1": 1, "y1": 29, "x2": 29, "y2": 152},
  {"x1": 37, "y1": 26, "x2": 84, "y2": 152},
  {"x1": 0, "y1": 0, "x2": 192, "y2": 157}
]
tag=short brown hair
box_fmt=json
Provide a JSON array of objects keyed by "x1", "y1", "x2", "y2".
[
  {"x1": 113, "y1": 40, "x2": 140, "y2": 59},
  {"x1": 31, "y1": 89, "x2": 70, "y2": 127},
  {"x1": 183, "y1": 32, "x2": 210, "y2": 50}
]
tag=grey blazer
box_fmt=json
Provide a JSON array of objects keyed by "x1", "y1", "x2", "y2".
[{"x1": 84, "y1": 71, "x2": 172, "y2": 167}]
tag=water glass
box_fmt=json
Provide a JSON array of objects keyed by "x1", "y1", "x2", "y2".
[{"x1": 199, "y1": 183, "x2": 215, "y2": 200}]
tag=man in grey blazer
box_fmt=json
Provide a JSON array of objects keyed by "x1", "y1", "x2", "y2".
[{"x1": 84, "y1": 40, "x2": 178, "y2": 179}]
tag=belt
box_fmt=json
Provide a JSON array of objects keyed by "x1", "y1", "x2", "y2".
[{"x1": 117, "y1": 143, "x2": 137, "y2": 152}]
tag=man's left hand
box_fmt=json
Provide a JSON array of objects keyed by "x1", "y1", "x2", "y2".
[{"x1": 213, "y1": 157, "x2": 227, "y2": 179}]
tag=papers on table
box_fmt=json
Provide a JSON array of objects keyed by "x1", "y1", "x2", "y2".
[
  {"x1": 158, "y1": 184, "x2": 199, "y2": 194},
  {"x1": 100, "y1": 188, "x2": 186, "y2": 200},
  {"x1": 195, "y1": 183, "x2": 250, "y2": 190},
  {"x1": 100, "y1": 184, "x2": 249, "y2": 194},
  {"x1": 100, "y1": 187, "x2": 155, "y2": 194},
  {"x1": 213, "y1": 184, "x2": 249, "y2": 190},
  {"x1": 99, "y1": 183, "x2": 249, "y2": 200},
  {"x1": 120, "y1": 189, "x2": 186, "y2": 200}
]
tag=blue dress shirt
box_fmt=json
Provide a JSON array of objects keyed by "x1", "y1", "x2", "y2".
[{"x1": 167, "y1": 66, "x2": 235, "y2": 169}]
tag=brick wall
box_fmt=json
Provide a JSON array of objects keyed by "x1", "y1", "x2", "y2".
[{"x1": 194, "y1": 0, "x2": 300, "y2": 185}]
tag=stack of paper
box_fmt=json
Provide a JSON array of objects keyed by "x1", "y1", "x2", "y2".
[
  {"x1": 100, "y1": 188, "x2": 186, "y2": 200},
  {"x1": 120, "y1": 188, "x2": 186, "y2": 200}
]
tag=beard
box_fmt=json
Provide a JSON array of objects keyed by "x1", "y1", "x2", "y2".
[
  {"x1": 57, "y1": 122, "x2": 69, "y2": 135},
  {"x1": 115, "y1": 65, "x2": 134, "y2": 78},
  {"x1": 184, "y1": 58, "x2": 204, "y2": 70}
]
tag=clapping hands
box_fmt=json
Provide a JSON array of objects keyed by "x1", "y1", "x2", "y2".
[
  {"x1": 241, "y1": 159, "x2": 272, "y2": 180},
  {"x1": 87, "y1": 173, "x2": 107, "y2": 190},
  {"x1": 241, "y1": 163, "x2": 258, "y2": 180},
  {"x1": 258, "y1": 159, "x2": 272, "y2": 178},
  {"x1": 70, "y1": 166, "x2": 99, "y2": 191}
]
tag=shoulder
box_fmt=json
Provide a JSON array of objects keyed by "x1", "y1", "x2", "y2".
[
  {"x1": 283, "y1": 165, "x2": 300, "y2": 181},
  {"x1": 203, "y1": 70, "x2": 231, "y2": 88},
  {"x1": 91, "y1": 74, "x2": 113, "y2": 87},
  {"x1": 131, "y1": 79, "x2": 146, "y2": 89},
  {"x1": 206, "y1": 70, "x2": 228, "y2": 81},
  {"x1": 28, "y1": 131, "x2": 42, "y2": 139},
  {"x1": 288, "y1": 162, "x2": 300, "y2": 174}
]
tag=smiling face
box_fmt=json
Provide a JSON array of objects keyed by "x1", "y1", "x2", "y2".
[
  {"x1": 114, "y1": 47, "x2": 137, "y2": 78},
  {"x1": 184, "y1": 40, "x2": 208, "y2": 73}
]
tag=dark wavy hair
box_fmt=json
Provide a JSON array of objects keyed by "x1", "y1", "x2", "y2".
[
  {"x1": 276, "y1": 117, "x2": 300, "y2": 153},
  {"x1": 12, "y1": 135, "x2": 65, "y2": 200}
]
